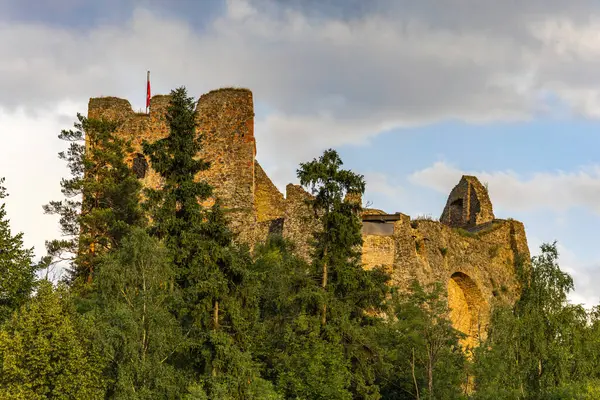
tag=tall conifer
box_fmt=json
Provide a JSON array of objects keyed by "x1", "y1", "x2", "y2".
[
  {"x1": 142, "y1": 87, "x2": 263, "y2": 396},
  {"x1": 0, "y1": 178, "x2": 36, "y2": 323},
  {"x1": 43, "y1": 114, "x2": 144, "y2": 285}
]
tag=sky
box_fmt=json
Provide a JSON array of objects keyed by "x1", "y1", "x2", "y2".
[{"x1": 1, "y1": 0, "x2": 600, "y2": 305}]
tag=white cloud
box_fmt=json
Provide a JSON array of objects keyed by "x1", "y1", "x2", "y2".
[
  {"x1": 0, "y1": 102, "x2": 78, "y2": 261},
  {"x1": 410, "y1": 161, "x2": 600, "y2": 215},
  {"x1": 2, "y1": 0, "x2": 600, "y2": 291},
  {"x1": 0, "y1": 0, "x2": 600, "y2": 185}
]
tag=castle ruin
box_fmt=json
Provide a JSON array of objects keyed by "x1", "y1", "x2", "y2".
[{"x1": 88, "y1": 88, "x2": 530, "y2": 348}]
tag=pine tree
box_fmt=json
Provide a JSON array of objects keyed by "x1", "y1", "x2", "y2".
[
  {"x1": 0, "y1": 178, "x2": 36, "y2": 323},
  {"x1": 252, "y1": 149, "x2": 390, "y2": 399},
  {"x1": 43, "y1": 114, "x2": 145, "y2": 285},
  {"x1": 252, "y1": 236, "x2": 353, "y2": 399},
  {"x1": 142, "y1": 87, "x2": 264, "y2": 396},
  {"x1": 0, "y1": 280, "x2": 104, "y2": 399},
  {"x1": 297, "y1": 149, "x2": 389, "y2": 326}
]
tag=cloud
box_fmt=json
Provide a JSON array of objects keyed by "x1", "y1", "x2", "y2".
[
  {"x1": 0, "y1": 101, "x2": 80, "y2": 261},
  {"x1": 1, "y1": 0, "x2": 600, "y2": 185},
  {"x1": 410, "y1": 161, "x2": 600, "y2": 215}
]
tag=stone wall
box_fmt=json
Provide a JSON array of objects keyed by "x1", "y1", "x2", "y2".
[
  {"x1": 254, "y1": 161, "x2": 285, "y2": 223},
  {"x1": 282, "y1": 184, "x2": 320, "y2": 260},
  {"x1": 88, "y1": 89, "x2": 257, "y2": 244},
  {"x1": 440, "y1": 176, "x2": 495, "y2": 229},
  {"x1": 360, "y1": 208, "x2": 529, "y2": 347},
  {"x1": 195, "y1": 89, "x2": 257, "y2": 245},
  {"x1": 88, "y1": 95, "x2": 172, "y2": 192},
  {"x1": 88, "y1": 88, "x2": 530, "y2": 349}
]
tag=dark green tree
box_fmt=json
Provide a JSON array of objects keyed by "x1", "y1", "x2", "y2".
[
  {"x1": 142, "y1": 87, "x2": 265, "y2": 397},
  {"x1": 251, "y1": 236, "x2": 353, "y2": 399},
  {"x1": 250, "y1": 149, "x2": 390, "y2": 399},
  {"x1": 0, "y1": 178, "x2": 36, "y2": 323},
  {"x1": 0, "y1": 280, "x2": 104, "y2": 399},
  {"x1": 297, "y1": 149, "x2": 374, "y2": 326},
  {"x1": 43, "y1": 114, "x2": 145, "y2": 285}
]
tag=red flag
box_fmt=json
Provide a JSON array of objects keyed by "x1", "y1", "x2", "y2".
[{"x1": 146, "y1": 71, "x2": 151, "y2": 112}]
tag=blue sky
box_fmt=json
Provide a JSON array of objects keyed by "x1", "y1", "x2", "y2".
[{"x1": 1, "y1": 0, "x2": 600, "y2": 305}]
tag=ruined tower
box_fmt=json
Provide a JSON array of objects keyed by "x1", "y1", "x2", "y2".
[
  {"x1": 87, "y1": 88, "x2": 530, "y2": 348},
  {"x1": 440, "y1": 176, "x2": 494, "y2": 229},
  {"x1": 88, "y1": 89, "x2": 258, "y2": 244}
]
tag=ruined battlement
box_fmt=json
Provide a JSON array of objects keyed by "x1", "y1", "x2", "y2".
[{"x1": 87, "y1": 87, "x2": 530, "y2": 349}]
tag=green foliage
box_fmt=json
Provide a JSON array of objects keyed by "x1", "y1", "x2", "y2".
[
  {"x1": 257, "y1": 149, "x2": 393, "y2": 398},
  {"x1": 0, "y1": 178, "x2": 36, "y2": 323},
  {"x1": 251, "y1": 236, "x2": 355, "y2": 399},
  {"x1": 377, "y1": 281, "x2": 467, "y2": 400},
  {"x1": 455, "y1": 228, "x2": 477, "y2": 238},
  {"x1": 84, "y1": 228, "x2": 188, "y2": 399},
  {"x1": 439, "y1": 247, "x2": 448, "y2": 257},
  {"x1": 142, "y1": 87, "x2": 263, "y2": 396},
  {"x1": 43, "y1": 113, "x2": 144, "y2": 284},
  {"x1": 473, "y1": 242, "x2": 593, "y2": 399},
  {"x1": 298, "y1": 149, "x2": 388, "y2": 323},
  {"x1": 0, "y1": 280, "x2": 104, "y2": 399}
]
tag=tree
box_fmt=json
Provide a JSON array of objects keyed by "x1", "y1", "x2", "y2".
[
  {"x1": 0, "y1": 280, "x2": 104, "y2": 399},
  {"x1": 297, "y1": 149, "x2": 371, "y2": 326},
  {"x1": 43, "y1": 114, "x2": 144, "y2": 285},
  {"x1": 251, "y1": 236, "x2": 353, "y2": 399},
  {"x1": 85, "y1": 228, "x2": 189, "y2": 399},
  {"x1": 0, "y1": 178, "x2": 36, "y2": 323},
  {"x1": 142, "y1": 87, "x2": 264, "y2": 396},
  {"x1": 265, "y1": 149, "x2": 391, "y2": 398},
  {"x1": 377, "y1": 281, "x2": 466, "y2": 400},
  {"x1": 473, "y1": 242, "x2": 591, "y2": 399}
]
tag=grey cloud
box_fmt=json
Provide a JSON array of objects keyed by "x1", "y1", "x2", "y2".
[{"x1": 2, "y1": 0, "x2": 600, "y2": 185}]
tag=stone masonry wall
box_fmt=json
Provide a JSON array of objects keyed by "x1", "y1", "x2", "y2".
[
  {"x1": 89, "y1": 88, "x2": 530, "y2": 349},
  {"x1": 88, "y1": 95, "x2": 172, "y2": 192},
  {"x1": 88, "y1": 89, "x2": 257, "y2": 245},
  {"x1": 195, "y1": 89, "x2": 257, "y2": 245},
  {"x1": 282, "y1": 184, "x2": 320, "y2": 260},
  {"x1": 361, "y1": 214, "x2": 530, "y2": 346},
  {"x1": 440, "y1": 176, "x2": 495, "y2": 229},
  {"x1": 254, "y1": 161, "x2": 285, "y2": 223}
]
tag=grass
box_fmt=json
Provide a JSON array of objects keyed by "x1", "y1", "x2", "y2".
[
  {"x1": 455, "y1": 228, "x2": 477, "y2": 238},
  {"x1": 415, "y1": 214, "x2": 436, "y2": 221},
  {"x1": 439, "y1": 247, "x2": 448, "y2": 257}
]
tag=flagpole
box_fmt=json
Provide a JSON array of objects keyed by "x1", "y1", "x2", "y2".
[{"x1": 146, "y1": 70, "x2": 150, "y2": 114}]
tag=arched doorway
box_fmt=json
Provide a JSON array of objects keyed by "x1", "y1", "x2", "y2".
[{"x1": 447, "y1": 272, "x2": 487, "y2": 350}]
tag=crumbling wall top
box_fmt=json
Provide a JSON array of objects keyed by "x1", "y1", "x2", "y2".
[
  {"x1": 440, "y1": 175, "x2": 494, "y2": 229},
  {"x1": 88, "y1": 97, "x2": 133, "y2": 120}
]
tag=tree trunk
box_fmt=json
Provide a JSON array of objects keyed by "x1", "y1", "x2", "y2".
[
  {"x1": 412, "y1": 347, "x2": 420, "y2": 400},
  {"x1": 212, "y1": 300, "x2": 220, "y2": 378},
  {"x1": 321, "y1": 247, "x2": 328, "y2": 326},
  {"x1": 142, "y1": 270, "x2": 148, "y2": 362},
  {"x1": 214, "y1": 300, "x2": 219, "y2": 330},
  {"x1": 427, "y1": 357, "x2": 433, "y2": 398}
]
